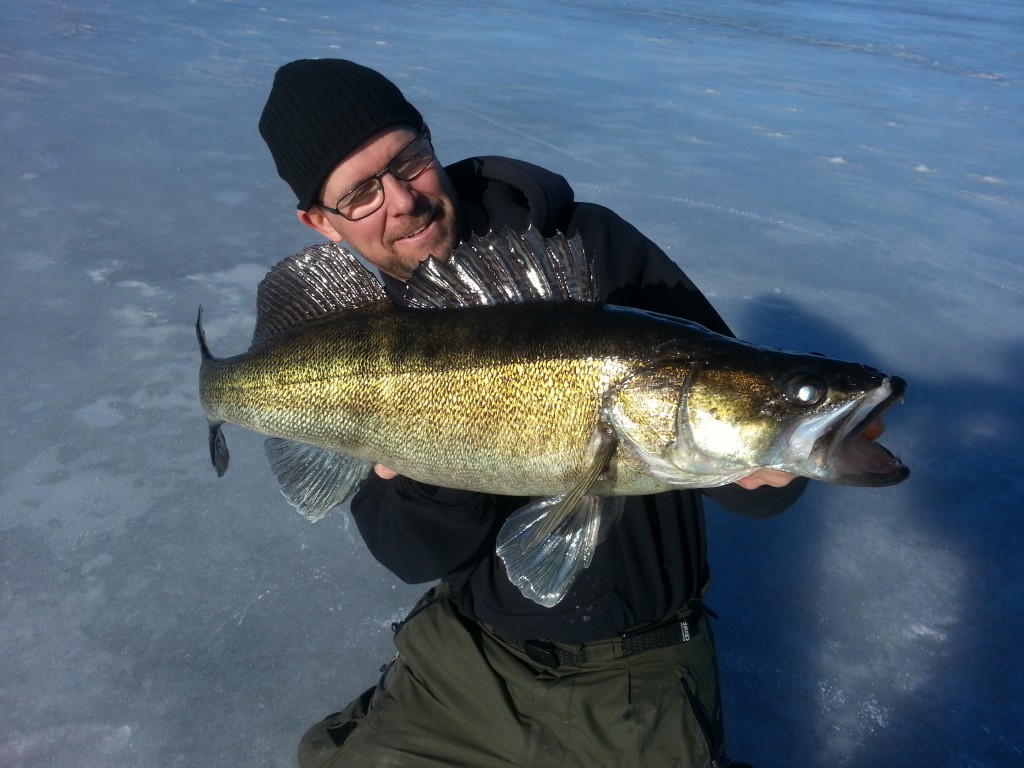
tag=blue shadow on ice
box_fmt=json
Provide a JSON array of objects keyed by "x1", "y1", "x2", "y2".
[{"x1": 705, "y1": 293, "x2": 1023, "y2": 765}]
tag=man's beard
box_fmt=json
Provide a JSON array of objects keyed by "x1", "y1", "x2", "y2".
[{"x1": 383, "y1": 200, "x2": 459, "y2": 280}]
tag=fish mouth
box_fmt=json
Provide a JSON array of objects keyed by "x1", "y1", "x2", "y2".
[{"x1": 814, "y1": 376, "x2": 909, "y2": 486}]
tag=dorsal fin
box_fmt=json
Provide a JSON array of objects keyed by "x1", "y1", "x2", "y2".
[
  {"x1": 252, "y1": 242, "x2": 389, "y2": 346},
  {"x1": 400, "y1": 226, "x2": 598, "y2": 309}
]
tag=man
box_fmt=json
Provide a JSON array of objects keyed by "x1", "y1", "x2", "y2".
[{"x1": 259, "y1": 58, "x2": 807, "y2": 768}]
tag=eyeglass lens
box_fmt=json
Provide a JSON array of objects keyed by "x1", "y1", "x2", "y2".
[{"x1": 335, "y1": 135, "x2": 434, "y2": 220}]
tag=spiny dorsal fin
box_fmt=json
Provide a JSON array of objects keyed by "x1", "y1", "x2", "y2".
[
  {"x1": 400, "y1": 226, "x2": 598, "y2": 309},
  {"x1": 252, "y1": 242, "x2": 389, "y2": 346}
]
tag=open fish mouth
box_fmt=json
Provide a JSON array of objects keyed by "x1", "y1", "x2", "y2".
[{"x1": 816, "y1": 376, "x2": 909, "y2": 486}]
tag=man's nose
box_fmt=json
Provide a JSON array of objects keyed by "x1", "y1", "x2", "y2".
[{"x1": 381, "y1": 172, "x2": 418, "y2": 214}]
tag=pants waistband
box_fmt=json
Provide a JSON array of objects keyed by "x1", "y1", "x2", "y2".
[{"x1": 488, "y1": 601, "x2": 704, "y2": 669}]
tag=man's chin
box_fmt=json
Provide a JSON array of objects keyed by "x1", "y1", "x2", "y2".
[{"x1": 386, "y1": 243, "x2": 443, "y2": 281}]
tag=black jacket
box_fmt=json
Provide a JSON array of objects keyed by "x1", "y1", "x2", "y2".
[{"x1": 352, "y1": 156, "x2": 806, "y2": 642}]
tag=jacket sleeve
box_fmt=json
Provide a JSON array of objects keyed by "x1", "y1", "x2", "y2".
[
  {"x1": 349, "y1": 474, "x2": 504, "y2": 584},
  {"x1": 562, "y1": 202, "x2": 808, "y2": 519}
]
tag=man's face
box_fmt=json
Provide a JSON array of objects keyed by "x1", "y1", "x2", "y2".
[{"x1": 299, "y1": 126, "x2": 460, "y2": 281}]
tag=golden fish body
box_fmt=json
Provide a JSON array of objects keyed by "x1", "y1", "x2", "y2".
[{"x1": 200, "y1": 302, "x2": 712, "y2": 499}]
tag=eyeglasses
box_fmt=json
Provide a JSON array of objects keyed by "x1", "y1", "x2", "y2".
[{"x1": 317, "y1": 134, "x2": 436, "y2": 221}]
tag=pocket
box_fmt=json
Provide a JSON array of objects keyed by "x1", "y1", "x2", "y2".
[
  {"x1": 627, "y1": 645, "x2": 722, "y2": 768},
  {"x1": 390, "y1": 583, "x2": 450, "y2": 637},
  {"x1": 677, "y1": 673, "x2": 724, "y2": 766}
]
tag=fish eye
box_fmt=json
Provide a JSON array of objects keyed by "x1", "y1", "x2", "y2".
[{"x1": 781, "y1": 370, "x2": 827, "y2": 406}]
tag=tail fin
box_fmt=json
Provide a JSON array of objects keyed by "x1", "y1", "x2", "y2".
[
  {"x1": 208, "y1": 423, "x2": 229, "y2": 477},
  {"x1": 195, "y1": 307, "x2": 213, "y2": 360},
  {"x1": 195, "y1": 306, "x2": 229, "y2": 475}
]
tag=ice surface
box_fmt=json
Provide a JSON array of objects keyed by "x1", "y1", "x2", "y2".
[{"x1": 1, "y1": 1, "x2": 1021, "y2": 766}]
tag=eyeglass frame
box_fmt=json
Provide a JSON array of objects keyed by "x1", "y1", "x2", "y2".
[{"x1": 315, "y1": 133, "x2": 436, "y2": 221}]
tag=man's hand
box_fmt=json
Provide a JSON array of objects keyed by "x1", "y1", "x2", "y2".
[
  {"x1": 374, "y1": 464, "x2": 398, "y2": 480},
  {"x1": 860, "y1": 417, "x2": 886, "y2": 441},
  {"x1": 734, "y1": 468, "x2": 799, "y2": 490}
]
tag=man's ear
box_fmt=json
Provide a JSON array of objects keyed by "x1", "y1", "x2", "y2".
[{"x1": 297, "y1": 209, "x2": 343, "y2": 242}]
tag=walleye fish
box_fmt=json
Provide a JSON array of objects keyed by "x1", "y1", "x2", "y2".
[{"x1": 197, "y1": 227, "x2": 907, "y2": 606}]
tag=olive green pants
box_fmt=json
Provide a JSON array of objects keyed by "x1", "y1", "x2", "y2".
[{"x1": 298, "y1": 585, "x2": 729, "y2": 768}]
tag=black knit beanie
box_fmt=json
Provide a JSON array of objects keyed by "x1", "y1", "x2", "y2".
[{"x1": 259, "y1": 59, "x2": 424, "y2": 211}]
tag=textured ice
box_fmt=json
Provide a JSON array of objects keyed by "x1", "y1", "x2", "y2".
[{"x1": 1, "y1": 1, "x2": 1021, "y2": 767}]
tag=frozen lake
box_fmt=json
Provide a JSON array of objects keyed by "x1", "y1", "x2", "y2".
[{"x1": 1, "y1": 1, "x2": 1021, "y2": 766}]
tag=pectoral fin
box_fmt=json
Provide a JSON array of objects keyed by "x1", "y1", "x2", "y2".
[
  {"x1": 495, "y1": 424, "x2": 619, "y2": 607},
  {"x1": 263, "y1": 438, "x2": 373, "y2": 522}
]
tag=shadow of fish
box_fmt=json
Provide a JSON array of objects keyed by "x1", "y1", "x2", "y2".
[{"x1": 197, "y1": 227, "x2": 908, "y2": 606}]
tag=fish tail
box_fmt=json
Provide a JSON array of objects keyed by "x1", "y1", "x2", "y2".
[
  {"x1": 195, "y1": 306, "x2": 213, "y2": 360},
  {"x1": 208, "y1": 421, "x2": 229, "y2": 477},
  {"x1": 196, "y1": 306, "x2": 229, "y2": 475}
]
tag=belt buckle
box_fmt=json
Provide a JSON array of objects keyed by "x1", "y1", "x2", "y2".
[{"x1": 522, "y1": 639, "x2": 561, "y2": 668}]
